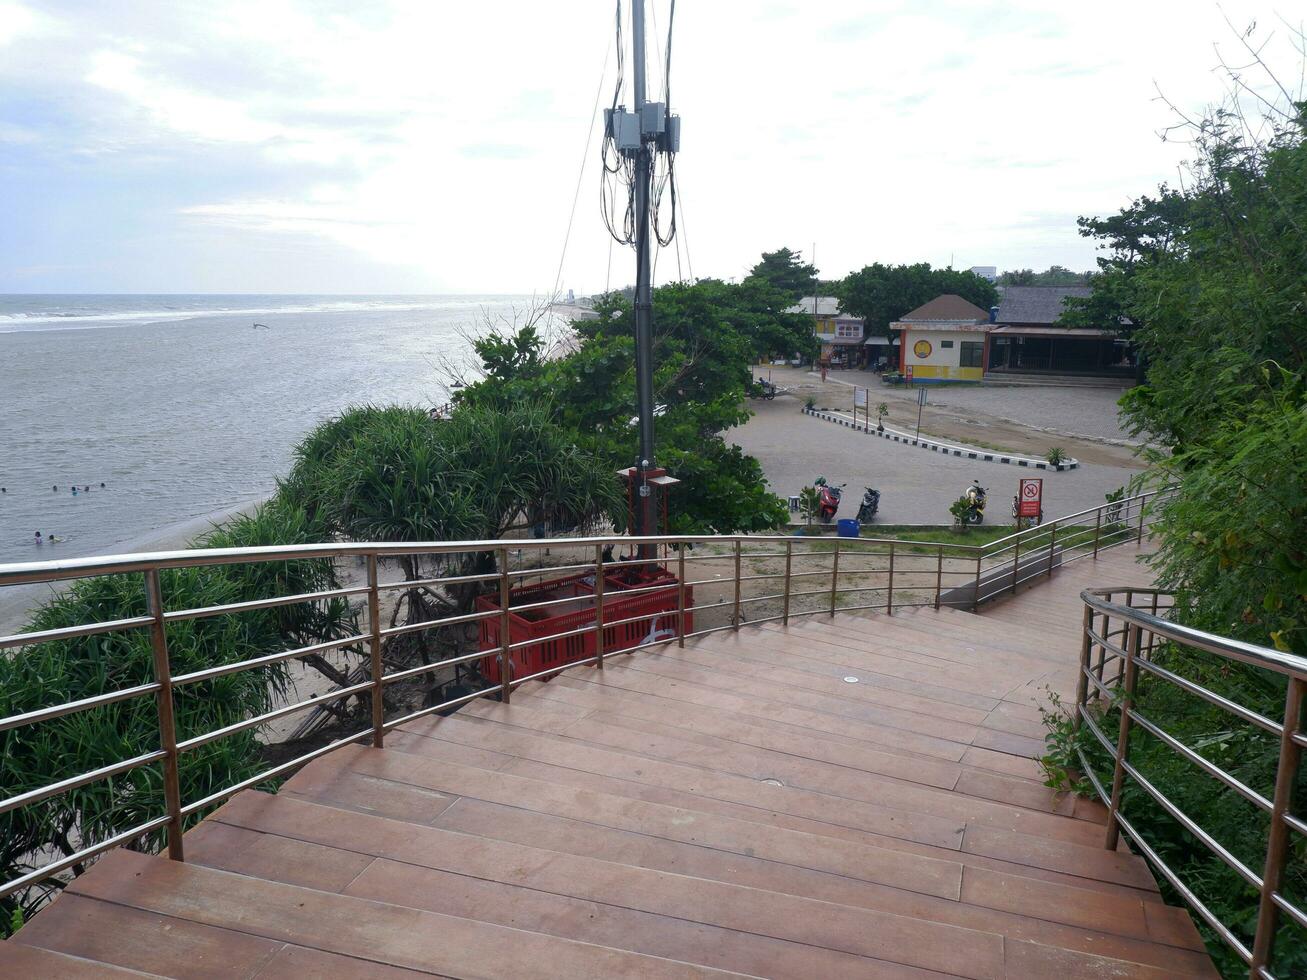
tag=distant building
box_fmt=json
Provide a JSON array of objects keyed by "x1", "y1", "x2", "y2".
[
  {"x1": 891, "y1": 295, "x2": 991, "y2": 381},
  {"x1": 987, "y1": 286, "x2": 1132, "y2": 379},
  {"x1": 969, "y1": 265, "x2": 998, "y2": 283},
  {"x1": 892, "y1": 286, "x2": 1134, "y2": 383},
  {"x1": 787, "y1": 296, "x2": 867, "y2": 369}
]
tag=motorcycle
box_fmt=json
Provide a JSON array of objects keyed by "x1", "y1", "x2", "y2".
[
  {"x1": 856, "y1": 486, "x2": 881, "y2": 523},
  {"x1": 961, "y1": 480, "x2": 988, "y2": 525},
  {"x1": 813, "y1": 477, "x2": 844, "y2": 522},
  {"x1": 1011, "y1": 494, "x2": 1042, "y2": 527}
]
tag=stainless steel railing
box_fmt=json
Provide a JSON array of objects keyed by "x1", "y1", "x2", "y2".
[
  {"x1": 0, "y1": 487, "x2": 1164, "y2": 909},
  {"x1": 1076, "y1": 587, "x2": 1307, "y2": 980}
]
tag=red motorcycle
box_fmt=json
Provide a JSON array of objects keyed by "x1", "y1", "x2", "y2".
[{"x1": 814, "y1": 477, "x2": 844, "y2": 522}]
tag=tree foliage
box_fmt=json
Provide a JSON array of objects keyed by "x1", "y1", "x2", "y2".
[
  {"x1": 1073, "y1": 62, "x2": 1307, "y2": 974},
  {"x1": 836, "y1": 263, "x2": 999, "y2": 340},
  {"x1": 998, "y1": 265, "x2": 1090, "y2": 286},
  {"x1": 0, "y1": 498, "x2": 355, "y2": 927},
  {"x1": 744, "y1": 246, "x2": 817, "y2": 302}
]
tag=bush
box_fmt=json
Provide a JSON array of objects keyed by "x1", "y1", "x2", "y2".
[{"x1": 1046, "y1": 447, "x2": 1067, "y2": 466}]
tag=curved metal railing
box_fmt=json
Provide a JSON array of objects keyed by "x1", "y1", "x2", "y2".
[
  {"x1": 1075, "y1": 587, "x2": 1307, "y2": 980},
  {"x1": 0, "y1": 488, "x2": 1166, "y2": 910}
]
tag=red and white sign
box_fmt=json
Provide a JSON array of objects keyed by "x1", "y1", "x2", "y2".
[{"x1": 1018, "y1": 478, "x2": 1043, "y2": 518}]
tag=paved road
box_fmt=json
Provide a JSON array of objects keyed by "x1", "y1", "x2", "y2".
[{"x1": 730, "y1": 395, "x2": 1145, "y2": 526}]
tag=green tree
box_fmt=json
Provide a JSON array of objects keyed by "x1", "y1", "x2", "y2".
[
  {"x1": 999, "y1": 265, "x2": 1090, "y2": 286},
  {"x1": 836, "y1": 263, "x2": 998, "y2": 341},
  {"x1": 744, "y1": 247, "x2": 817, "y2": 302}
]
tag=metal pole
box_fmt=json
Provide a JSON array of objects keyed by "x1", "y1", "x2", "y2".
[
  {"x1": 366, "y1": 555, "x2": 384, "y2": 748},
  {"x1": 1074, "y1": 603, "x2": 1093, "y2": 728},
  {"x1": 1011, "y1": 535, "x2": 1021, "y2": 596},
  {"x1": 934, "y1": 546, "x2": 943, "y2": 610},
  {"x1": 1104, "y1": 623, "x2": 1141, "y2": 851},
  {"x1": 732, "y1": 539, "x2": 742, "y2": 628},
  {"x1": 1046, "y1": 522, "x2": 1057, "y2": 580},
  {"x1": 886, "y1": 542, "x2": 895, "y2": 614},
  {"x1": 972, "y1": 552, "x2": 982, "y2": 610},
  {"x1": 1250, "y1": 676, "x2": 1305, "y2": 974},
  {"x1": 1092, "y1": 508, "x2": 1102, "y2": 558},
  {"x1": 828, "y1": 538, "x2": 841, "y2": 617},
  {"x1": 594, "y1": 544, "x2": 606, "y2": 669},
  {"x1": 676, "y1": 545, "x2": 686, "y2": 647},
  {"x1": 1136, "y1": 496, "x2": 1146, "y2": 543},
  {"x1": 782, "y1": 540, "x2": 792, "y2": 625},
  {"x1": 631, "y1": 0, "x2": 657, "y2": 560},
  {"x1": 498, "y1": 547, "x2": 512, "y2": 704},
  {"x1": 144, "y1": 569, "x2": 184, "y2": 861}
]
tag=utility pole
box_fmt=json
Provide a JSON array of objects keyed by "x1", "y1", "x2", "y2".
[
  {"x1": 606, "y1": 0, "x2": 680, "y2": 562},
  {"x1": 631, "y1": 0, "x2": 657, "y2": 559}
]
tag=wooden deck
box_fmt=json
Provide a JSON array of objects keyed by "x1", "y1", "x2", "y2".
[{"x1": 3, "y1": 542, "x2": 1216, "y2": 977}]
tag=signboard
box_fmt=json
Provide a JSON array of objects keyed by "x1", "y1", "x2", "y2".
[
  {"x1": 913, "y1": 339, "x2": 932, "y2": 359},
  {"x1": 1018, "y1": 477, "x2": 1043, "y2": 518},
  {"x1": 853, "y1": 387, "x2": 867, "y2": 408}
]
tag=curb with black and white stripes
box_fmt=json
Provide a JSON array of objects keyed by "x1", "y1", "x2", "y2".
[{"x1": 801, "y1": 407, "x2": 1079, "y2": 471}]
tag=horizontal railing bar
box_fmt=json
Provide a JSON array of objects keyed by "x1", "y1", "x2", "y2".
[
  {"x1": 383, "y1": 648, "x2": 496, "y2": 684},
  {"x1": 504, "y1": 590, "x2": 602, "y2": 616},
  {"x1": 1132, "y1": 656, "x2": 1282, "y2": 736},
  {"x1": 602, "y1": 608, "x2": 686, "y2": 632},
  {"x1": 1112, "y1": 809, "x2": 1253, "y2": 965},
  {"x1": 379, "y1": 608, "x2": 498, "y2": 639},
  {"x1": 1084, "y1": 589, "x2": 1307, "y2": 680},
  {"x1": 1086, "y1": 628, "x2": 1128, "y2": 662},
  {"x1": 176, "y1": 679, "x2": 376, "y2": 753},
  {"x1": 1082, "y1": 665, "x2": 1116, "y2": 701},
  {"x1": 507, "y1": 623, "x2": 596, "y2": 652},
  {"x1": 0, "y1": 750, "x2": 167, "y2": 816},
  {"x1": 163, "y1": 585, "x2": 369, "y2": 623},
  {"x1": 1075, "y1": 744, "x2": 1111, "y2": 803},
  {"x1": 1270, "y1": 890, "x2": 1307, "y2": 932},
  {"x1": 381, "y1": 685, "x2": 501, "y2": 732},
  {"x1": 511, "y1": 654, "x2": 602, "y2": 686},
  {"x1": 0, "y1": 682, "x2": 162, "y2": 734},
  {"x1": 0, "y1": 814, "x2": 173, "y2": 901},
  {"x1": 0, "y1": 614, "x2": 155, "y2": 651},
  {"x1": 377, "y1": 570, "x2": 500, "y2": 591},
  {"x1": 171, "y1": 633, "x2": 369, "y2": 687},
  {"x1": 1120, "y1": 756, "x2": 1263, "y2": 890},
  {"x1": 1284, "y1": 811, "x2": 1307, "y2": 838},
  {"x1": 735, "y1": 573, "x2": 785, "y2": 584},
  {"x1": 180, "y1": 728, "x2": 373, "y2": 817},
  {"x1": 1129, "y1": 709, "x2": 1273, "y2": 812},
  {"x1": 788, "y1": 588, "x2": 833, "y2": 600},
  {"x1": 683, "y1": 598, "x2": 732, "y2": 613},
  {"x1": 738, "y1": 592, "x2": 786, "y2": 606}
]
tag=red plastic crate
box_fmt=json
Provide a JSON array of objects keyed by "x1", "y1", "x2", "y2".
[{"x1": 477, "y1": 566, "x2": 693, "y2": 685}]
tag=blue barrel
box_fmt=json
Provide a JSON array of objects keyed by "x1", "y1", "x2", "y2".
[{"x1": 837, "y1": 519, "x2": 860, "y2": 538}]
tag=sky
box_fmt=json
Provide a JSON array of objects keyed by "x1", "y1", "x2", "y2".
[{"x1": 0, "y1": 1, "x2": 1302, "y2": 294}]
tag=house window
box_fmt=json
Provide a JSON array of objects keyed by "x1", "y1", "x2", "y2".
[
  {"x1": 960, "y1": 341, "x2": 984, "y2": 367},
  {"x1": 835, "y1": 322, "x2": 861, "y2": 338},
  {"x1": 940, "y1": 340, "x2": 954, "y2": 349}
]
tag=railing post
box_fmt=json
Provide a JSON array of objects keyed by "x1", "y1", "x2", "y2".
[
  {"x1": 497, "y1": 547, "x2": 512, "y2": 704},
  {"x1": 732, "y1": 539, "x2": 742, "y2": 629},
  {"x1": 781, "y1": 539, "x2": 792, "y2": 625},
  {"x1": 594, "y1": 544, "x2": 606, "y2": 668},
  {"x1": 934, "y1": 546, "x2": 943, "y2": 610},
  {"x1": 1092, "y1": 508, "x2": 1102, "y2": 558},
  {"x1": 1104, "y1": 622, "x2": 1142, "y2": 851},
  {"x1": 1250, "y1": 675, "x2": 1306, "y2": 975},
  {"x1": 1011, "y1": 534, "x2": 1021, "y2": 596},
  {"x1": 972, "y1": 551, "x2": 982, "y2": 611},
  {"x1": 676, "y1": 543, "x2": 686, "y2": 648},
  {"x1": 1074, "y1": 602, "x2": 1093, "y2": 728},
  {"x1": 1046, "y1": 522, "x2": 1057, "y2": 580},
  {"x1": 1136, "y1": 496, "x2": 1146, "y2": 543},
  {"x1": 365, "y1": 555, "x2": 384, "y2": 748},
  {"x1": 144, "y1": 568, "x2": 184, "y2": 862},
  {"x1": 885, "y1": 542, "x2": 895, "y2": 614},
  {"x1": 828, "y1": 537, "x2": 841, "y2": 617}
]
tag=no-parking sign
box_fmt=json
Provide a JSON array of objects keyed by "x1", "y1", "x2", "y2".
[{"x1": 1018, "y1": 478, "x2": 1043, "y2": 518}]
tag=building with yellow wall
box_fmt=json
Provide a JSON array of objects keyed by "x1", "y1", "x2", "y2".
[{"x1": 892, "y1": 294, "x2": 990, "y2": 381}]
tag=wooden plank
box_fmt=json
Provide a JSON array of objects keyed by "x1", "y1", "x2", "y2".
[
  {"x1": 65, "y1": 850, "x2": 749, "y2": 979},
  {"x1": 10, "y1": 892, "x2": 283, "y2": 977},
  {"x1": 0, "y1": 942, "x2": 164, "y2": 977}
]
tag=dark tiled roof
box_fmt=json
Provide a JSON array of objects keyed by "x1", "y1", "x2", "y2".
[
  {"x1": 996, "y1": 286, "x2": 1091, "y2": 325},
  {"x1": 898, "y1": 294, "x2": 989, "y2": 322}
]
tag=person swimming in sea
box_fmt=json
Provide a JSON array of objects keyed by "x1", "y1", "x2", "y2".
[
  {"x1": 35, "y1": 531, "x2": 42, "y2": 544},
  {"x1": 71, "y1": 486, "x2": 78, "y2": 495}
]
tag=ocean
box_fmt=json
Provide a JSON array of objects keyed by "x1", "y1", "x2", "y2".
[{"x1": 0, "y1": 294, "x2": 556, "y2": 564}]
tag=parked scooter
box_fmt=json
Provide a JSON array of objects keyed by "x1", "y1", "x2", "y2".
[
  {"x1": 813, "y1": 476, "x2": 844, "y2": 522},
  {"x1": 856, "y1": 486, "x2": 881, "y2": 522},
  {"x1": 1011, "y1": 494, "x2": 1042, "y2": 527},
  {"x1": 961, "y1": 479, "x2": 988, "y2": 525}
]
